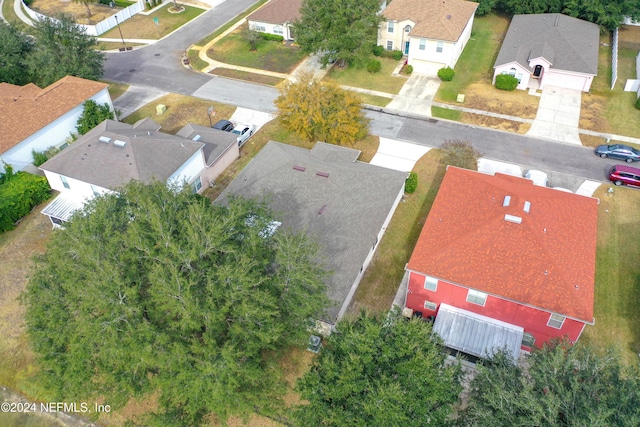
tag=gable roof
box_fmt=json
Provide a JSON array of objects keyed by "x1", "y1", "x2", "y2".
[
  {"x1": 216, "y1": 141, "x2": 407, "y2": 323},
  {"x1": 494, "y1": 13, "x2": 599, "y2": 75},
  {"x1": 39, "y1": 119, "x2": 205, "y2": 190},
  {"x1": 247, "y1": 0, "x2": 302, "y2": 25},
  {"x1": 407, "y1": 167, "x2": 598, "y2": 323},
  {"x1": 176, "y1": 123, "x2": 239, "y2": 166},
  {"x1": 0, "y1": 76, "x2": 108, "y2": 154},
  {"x1": 382, "y1": 0, "x2": 478, "y2": 42}
]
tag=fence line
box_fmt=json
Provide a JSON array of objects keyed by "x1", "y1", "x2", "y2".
[{"x1": 611, "y1": 27, "x2": 619, "y2": 90}]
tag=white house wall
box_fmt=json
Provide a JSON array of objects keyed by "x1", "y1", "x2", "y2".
[
  {"x1": 408, "y1": 38, "x2": 456, "y2": 74},
  {"x1": 248, "y1": 20, "x2": 292, "y2": 40},
  {"x1": 1, "y1": 88, "x2": 114, "y2": 171},
  {"x1": 493, "y1": 62, "x2": 531, "y2": 90},
  {"x1": 168, "y1": 149, "x2": 207, "y2": 188},
  {"x1": 450, "y1": 16, "x2": 474, "y2": 67},
  {"x1": 42, "y1": 170, "x2": 109, "y2": 200},
  {"x1": 378, "y1": 19, "x2": 414, "y2": 52}
]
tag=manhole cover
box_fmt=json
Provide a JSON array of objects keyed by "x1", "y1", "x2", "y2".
[
  {"x1": 129, "y1": 69, "x2": 135, "y2": 72},
  {"x1": 154, "y1": 53, "x2": 160, "y2": 57}
]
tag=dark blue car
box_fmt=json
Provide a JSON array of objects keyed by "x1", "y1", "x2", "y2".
[{"x1": 595, "y1": 144, "x2": 640, "y2": 163}]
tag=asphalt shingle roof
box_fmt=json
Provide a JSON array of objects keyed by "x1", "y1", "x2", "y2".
[{"x1": 247, "y1": 0, "x2": 302, "y2": 25}]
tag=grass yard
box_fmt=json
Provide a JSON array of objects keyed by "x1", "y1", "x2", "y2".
[
  {"x1": 431, "y1": 106, "x2": 462, "y2": 121},
  {"x1": 105, "y1": 80, "x2": 129, "y2": 100},
  {"x1": 28, "y1": 0, "x2": 126, "y2": 25},
  {"x1": 324, "y1": 58, "x2": 407, "y2": 95},
  {"x1": 358, "y1": 93, "x2": 393, "y2": 107},
  {"x1": 208, "y1": 68, "x2": 285, "y2": 86},
  {"x1": 195, "y1": 0, "x2": 268, "y2": 47},
  {"x1": 123, "y1": 93, "x2": 236, "y2": 134},
  {"x1": 349, "y1": 150, "x2": 446, "y2": 314},
  {"x1": 581, "y1": 185, "x2": 640, "y2": 365},
  {"x1": 207, "y1": 24, "x2": 306, "y2": 74},
  {"x1": 581, "y1": 27, "x2": 640, "y2": 140},
  {"x1": 188, "y1": 48, "x2": 210, "y2": 72},
  {"x1": 100, "y1": 4, "x2": 204, "y2": 40}
]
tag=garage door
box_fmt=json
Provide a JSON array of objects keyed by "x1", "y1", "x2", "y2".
[
  {"x1": 544, "y1": 71, "x2": 589, "y2": 91},
  {"x1": 410, "y1": 59, "x2": 445, "y2": 76}
]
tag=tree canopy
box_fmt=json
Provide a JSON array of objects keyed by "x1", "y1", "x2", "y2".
[
  {"x1": 275, "y1": 71, "x2": 369, "y2": 146},
  {"x1": 439, "y1": 139, "x2": 482, "y2": 170},
  {"x1": 294, "y1": 0, "x2": 383, "y2": 67},
  {"x1": 0, "y1": 20, "x2": 34, "y2": 85},
  {"x1": 460, "y1": 340, "x2": 640, "y2": 426},
  {"x1": 76, "y1": 100, "x2": 115, "y2": 135},
  {"x1": 23, "y1": 181, "x2": 329, "y2": 425},
  {"x1": 293, "y1": 309, "x2": 463, "y2": 426}
]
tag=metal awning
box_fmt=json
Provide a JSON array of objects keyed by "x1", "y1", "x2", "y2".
[
  {"x1": 433, "y1": 303, "x2": 524, "y2": 362},
  {"x1": 41, "y1": 193, "x2": 86, "y2": 223}
]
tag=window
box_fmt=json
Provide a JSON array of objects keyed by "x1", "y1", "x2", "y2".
[
  {"x1": 387, "y1": 21, "x2": 394, "y2": 33},
  {"x1": 252, "y1": 24, "x2": 265, "y2": 32},
  {"x1": 273, "y1": 25, "x2": 283, "y2": 35},
  {"x1": 193, "y1": 177, "x2": 202, "y2": 193},
  {"x1": 424, "y1": 276, "x2": 438, "y2": 291},
  {"x1": 424, "y1": 301, "x2": 437, "y2": 311},
  {"x1": 404, "y1": 25, "x2": 411, "y2": 33},
  {"x1": 522, "y1": 333, "x2": 535, "y2": 348},
  {"x1": 547, "y1": 313, "x2": 565, "y2": 329},
  {"x1": 419, "y1": 39, "x2": 426, "y2": 51},
  {"x1": 508, "y1": 67, "x2": 517, "y2": 77},
  {"x1": 386, "y1": 40, "x2": 393, "y2": 51},
  {"x1": 516, "y1": 73, "x2": 523, "y2": 83},
  {"x1": 436, "y1": 41, "x2": 443, "y2": 53},
  {"x1": 60, "y1": 175, "x2": 70, "y2": 189},
  {"x1": 466, "y1": 289, "x2": 487, "y2": 306}
]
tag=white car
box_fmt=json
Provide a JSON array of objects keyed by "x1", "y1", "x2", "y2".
[{"x1": 231, "y1": 124, "x2": 257, "y2": 147}]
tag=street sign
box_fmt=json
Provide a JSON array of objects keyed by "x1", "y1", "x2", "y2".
[{"x1": 207, "y1": 106, "x2": 214, "y2": 116}]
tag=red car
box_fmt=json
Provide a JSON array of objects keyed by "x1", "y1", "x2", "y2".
[{"x1": 609, "y1": 164, "x2": 640, "y2": 187}]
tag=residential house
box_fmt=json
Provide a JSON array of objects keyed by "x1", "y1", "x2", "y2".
[
  {"x1": 247, "y1": 0, "x2": 302, "y2": 41},
  {"x1": 39, "y1": 119, "x2": 239, "y2": 227},
  {"x1": 0, "y1": 76, "x2": 113, "y2": 172},
  {"x1": 493, "y1": 14, "x2": 599, "y2": 92},
  {"x1": 216, "y1": 141, "x2": 407, "y2": 326},
  {"x1": 405, "y1": 166, "x2": 598, "y2": 361},
  {"x1": 378, "y1": 0, "x2": 478, "y2": 74}
]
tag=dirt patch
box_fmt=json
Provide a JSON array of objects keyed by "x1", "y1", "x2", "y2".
[
  {"x1": 458, "y1": 82, "x2": 539, "y2": 119},
  {"x1": 461, "y1": 112, "x2": 531, "y2": 134},
  {"x1": 619, "y1": 25, "x2": 640, "y2": 51},
  {"x1": 28, "y1": 0, "x2": 121, "y2": 24},
  {"x1": 580, "y1": 134, "x2": 607, "y2": 148},
  {"x1": 580, "y1": 92, "x2": 611, "y2": 133}
]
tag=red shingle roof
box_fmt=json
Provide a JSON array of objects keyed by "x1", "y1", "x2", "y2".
[
  {"x1": 407, "y1": 167, "x2": 598, "y2": 322},
  {"x1": 0, "y1": 76, "x2": 108, "y2": 154},
  {"x1": 247, "y1": 0, "x2": 303, "y2": 25}
]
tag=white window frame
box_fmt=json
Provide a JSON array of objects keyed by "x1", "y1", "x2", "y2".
[
  {"x1": 252, "y1": 24, "x2": 266, "y2": 32},
  {"x1": 60, "y1": 175, "x2": 70, "y2": 189},
  {"x1": 273, "y1": 25, "x2": 283, "y2": 35},
  {"x1": 192, "y1": 176, "x2": 202, "y2": 193},
  {"x1": 522, "y1": 332, "x2": 535, "y2": 348},
  {"x1": 388, "y1": 21, "x2": 394, "y2": 33},
  {"x1": 436, "y1": 40, "x2": 443, "y2": 53},
  {"x1": 547, "y1": 313, "x2": 565, "y2": 329},
  {"x1": 466, "y1": 289, "x2": 487, "y2": 306},
  {"x1": 419, "y1": 38, "x2": 426, "y2": 51},
  {"x1": 424, "y1": 301, "x2": 437, "y2": 311},
  {"x1": 386, "y1": 40, "x2": 393, "y2": 51},
  {"x1": 90, "y1": 185, "x2": 101, "y2": 198},
  {"x1": 404, "y1": 25, "x2": 411, "y2": 33},
  {"x1": 424, "y1": 276, "x2": 438, "y2": 291}
]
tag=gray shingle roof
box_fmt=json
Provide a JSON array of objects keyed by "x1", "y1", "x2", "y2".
[
  {"x1": 216, "y1": 141, "x2": 407, "y2": 323},
  {"x1": 494, "y1": 13, "x2": 599, "y2": 75},
  {"x1": 176, "y1": 123, "x2": 239, "y2": 166}
]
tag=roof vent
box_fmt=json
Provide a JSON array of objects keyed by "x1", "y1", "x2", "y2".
[
  {"x1": 293, "y1": 165, "x2": 306, "y2": 172},
  {"x1": 113, "y1": 139, "x2": 127, "y2": 147},
  {"x1": 504, "y1": 214, "x2": 522, "y2": 224},
  {"x1": 503, "y1": 195, "x2": 511, "y2": 207},
  {"x1": 99, "y1": 136, "x2": 111, "y2": 143},
  {"x1": 523, "y1": 201, "x2": 531, "y2": 213},
  {"x1": 316, "y1": 171, "x2": 330, "y2": 178},
  {"x1": 192, "y1": 135, "x2": 202, "y2": 141}
]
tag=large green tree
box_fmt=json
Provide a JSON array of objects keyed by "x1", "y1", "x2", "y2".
[
  {"x1": 294, "y1": 0, "x2": 383, "y2": 67},
  {"x1": 23, "y1": 181, "x2": 329, "y2": 425},
  {"x1": 27, "y1": 13, "x2": 104, "y2": 87},
  {"x1": 293, "y1": 309, "x2": 463, "y2": 426},
  {"x1": 76, "y1": 100, "x2": 115, "y2": 135},
  {"x1": 0, "y1": 20, "x2": 34, "y2": 85},
  {"x1": 460, "y1": 340, "x2": 640, "y2": 426}
]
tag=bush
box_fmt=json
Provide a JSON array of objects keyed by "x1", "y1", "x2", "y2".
[
  {"x1": 391, "y1": 50, "x2": 403, "y2": 60},
  {"x1": 367, "y1": 59, "x2": 381, "y2": 73},
  {"x1": 403, "y1": 64, "x2": 413, "y2": 75},
  {"x1": 373, "y1": 45, "x2": 384, "y2": 57},
  {"x1": 259, "y1": 32, "x2": 284, "y2": 42},
  {"x1": 438, "y1": 67, "x2": 455, "y2": 81},
  {"x1": 0, "y1": 171, "x2": 51, "y2": 232},
  {"x1": 635, "y1": 96, "x2": 640, "y2": 110},
  {"x1": 405, "y1": 172, "x2": 418, "y2": 193},
  {"x1": 76, "y1": 100, "x2": 114, "y2": 135},
  {"x1": 495, "y1": 74, "x2": 519, "y2": 91},
  {"x1": 440, "y1": 139, "x2": 482, "y2": 170},
  {"x1": 32, "y1": 146, "x2": 60, "y2": 167}
]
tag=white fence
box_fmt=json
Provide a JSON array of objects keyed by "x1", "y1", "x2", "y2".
[
  {"x1": 22, "y1": 0, "x2": 145, "y2": 36},
  {"x1": 611, "y1": 27, "x2": 619, "y2": 90}
]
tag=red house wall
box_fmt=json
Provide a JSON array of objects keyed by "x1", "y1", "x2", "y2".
[{"x1": 407, "y1": 272, "x2": 586, "y2": 350}]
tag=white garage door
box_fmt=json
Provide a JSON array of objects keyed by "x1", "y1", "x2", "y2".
[
  {"x1": 544, "y1": 71, "x2": 589, "y2": 92},
  {"x1": 410, "y1": 59, "x2": 445, "y2": 76}
]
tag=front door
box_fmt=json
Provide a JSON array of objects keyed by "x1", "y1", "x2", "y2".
[
  {"x1": 404, "y1": 41, "x2": 409, "y2": 55},
  {"x1": 533, "y1": 65, "x2": 543, "y2": 78}
]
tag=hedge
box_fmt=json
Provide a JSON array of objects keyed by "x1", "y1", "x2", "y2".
[
  {"x1": 495, "y1": 74, "x2": 519, "y2": 91},
  {"x1": 438, "y1": 67, "x2": 455, "y2": 81},
  {"x1": 391, "y1": 50, "x2": 403, "y2": 60},
  {"x1": 259, "y1": 32, "x2": 284, "y2": 42},
  {"x1": 405, "y1": 172, "x2": 418, "y2": 194},
  {"x1": 0, "y1": 171, "x2": 51, "y2": 232},
  {"x1": 367, "y1": 59, "x2": 381, "y2": 73}
]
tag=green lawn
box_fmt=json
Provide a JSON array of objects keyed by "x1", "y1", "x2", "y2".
[
  {"x1": 431, "y1": 106, "x2": 462, "y2": 121},
  {"x1": 358, "y1": 93, "x2": 393, "y2": 107},
  {"x1": 99, "y1": 4, "x2": 204, "y2": 40},
  {"x1": 104, "y1": 81, "x2": 129, "y2": 100},
  {"x1": 195, "y1": 0, "x2": 268, "y2": 46},
  {"x1": 187, "y1": 48, "x2": 210, "y2": 71},
  {"x1": 208, "y1": 67, "x2": 285, "y2": 86},
  {"x1": 581, "y1": 185, "x2": 640, "y2": 365},
  {"x1": 436, "y1": 13, "x2": 510, "y2": 102},
  {"x1": 324, "y1": 58, "x2": 407, "y2": 95},
  {"x1": 208, "y1": 26, "x2": 306, "y2": 73}
]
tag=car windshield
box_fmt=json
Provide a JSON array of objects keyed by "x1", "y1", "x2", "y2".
[{"x1": 231, "y1": 129, "x2": 241, "y2": 134}]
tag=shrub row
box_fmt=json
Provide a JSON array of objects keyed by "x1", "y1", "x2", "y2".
[
  {"x1": 373, "y1": 46, "x2": 404, "y2": 60},
  {"x1": 0, "y1": 170, "x2": 51, "y2": 232},
  {"x1": 258, "y1": 32, "x2": 284, "y2": 42}
]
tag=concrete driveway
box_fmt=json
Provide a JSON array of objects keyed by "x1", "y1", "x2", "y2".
[
  {"x1": 369, "y1": 137, "x2": 431, "y2": 172},
  {"x1": 526, "y1": 85, "x2": 582, "y2": 145},
  {"x1": 385, "y1": 74, "x2": 440, "y2": 117},
  {"x1": 114, "y1": 86, "x2": 167, "y2": 119}
]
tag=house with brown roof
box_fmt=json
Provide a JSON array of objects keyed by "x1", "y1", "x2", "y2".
[
  {"x1": 493, "y1": 14, "x2": 599, "y2": 92},
  {"x1": 0, "y1": 76, "x2": 113, "y2": 172},
  {"x1": 404, "y1": 166, "x2": 598, "y2": 361},
  {"x1": 378, "y1": 0, "x2": 478, "y2": 74},
  {"x1": 39, "y1": 119, "x2": 239, "y2": 227},
  {"x1": 247, "y1": 0, "x2": 302, "y2": 41}
]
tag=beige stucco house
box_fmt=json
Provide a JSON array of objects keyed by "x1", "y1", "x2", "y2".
[{"x1": 378, "y1": 0, "x2": 478, "y2": 75}]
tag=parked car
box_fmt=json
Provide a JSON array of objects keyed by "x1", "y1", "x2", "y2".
[
  {"x1": 608, "y1": 164, "x2": 640, "y2": 187},
  {"x1": 212, "y1": 119, "x2": 234, "y2": 131},
  {"x1": 231, "y1": 123, "x2": 257, "y2": 147},
  {"x1": 595, "y1": 144, "x2": 640, "y2": 163}
]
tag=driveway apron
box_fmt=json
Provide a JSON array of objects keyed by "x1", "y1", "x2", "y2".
[
  {"x1": 385, "y1": 74, "x2": 440, "y2": 117},
  {"x1": 527, "y1": 85, "x2": 582, "y2": 145},
  {"x1": 113, "y1": 86, "x2": 168, "y2": 119}
]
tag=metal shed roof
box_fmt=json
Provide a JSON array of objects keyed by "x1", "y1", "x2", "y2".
[
  {"x1": 41, "y1": 193, "x2": 85, "y2": 222},
  {"x1": 433, "y1": 304, "x2": 523, "y2": 362}
]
